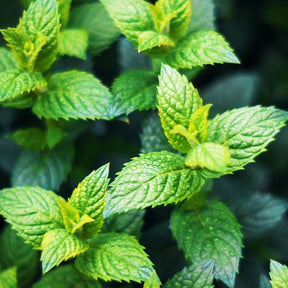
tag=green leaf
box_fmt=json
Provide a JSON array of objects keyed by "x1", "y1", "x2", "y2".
[
  {"x1": 144, "y1": 271, "x2": 161, "y2": 288},
  {"x1": 170, "y1": 200, "x2": 243, "y2": 287},
  {"x1": 58, "y1": 0, "x2": 72, "y2": 27},
  {"x1": 33, "y1": 70, "x2": 114, "y2": 120},
  {"x1": 105, "y1": 151, "x2": 205, "y2": 217},
  {"x1": 69, "y1": 164, "x2": 109, "y2": 238},
  {"x1": 138, "y1": 31, "x2": 174, "y2": 52},
  {"x1": 0, "y1": 225, "x2": 38, "y2": 287},
  {"x1": 0, "y1": 186, "x2": 64, "y2": 248},
  {"x1": 57, "y1": 198, "x2": 94, "y2": 234},
  {"x1": 140, "y1": 113, "x2": 176, "y2": 154},
  {"x1": 0, "y1": 267, "x2": 17, "y2": 288},
  {"x1": 155, "y1": 0, "x2": 191, "y2": 40},
  {"x1": 99, "y1": 0, "x2": 154, "y2": 45},
  {"x1": 0, "y1": 47, "x2": 20, "y2": 72},
  {"x1": 185, "y1": 142, "x2": 230, "y2": 175},
  {"x1": 75, "y1": 233, "x2": 154, "y2": 283},
  {"x1": 69, "y1": 2, "x2": 120, "y2": 55},
  {"x1": 163, "y1": 261, "x2": 214, "y2": 288},
  {"x1": 0, "y1": 91, "x2": 36, "y2": 109},
  {"x1": 111, "y1": 70, "x2": 158, "y2": 116},
  {"x1": 187, "y1": 0, "x2": 215, "y2": 33},
  {"x1": 33, "y1": 264, "x2": 103, "y2": 288},
  {"x1": 41, "y1": 229, "x2": 89, "y2": 274},
  {"x1": 46, "y1": 126, "x2": 67, "y2": 149},
  {"x1": 0, "y1": 70, "x2": 47, "y2": 102},
  {"x1": 163, "y1": 31, "x2": 240, "y2": 69},
  {"x1": 12, "y1": 142, "x2": 74, "y2": 191},
  {"x1": 20, "y1": 0, "x2": 60, "y2": 72},
  {"x1": 259, "y1": 275, "x2": 272, "y2": 288},
  {"x1": 102, "y1": 209, "x2": 145, "y2": 237},
  {"x1": 9, "y1": 127, "x2": 46, "y2": 150},
  {"x1": 207, "y1": 106, "x2": 288, "y2": 172},
  {"x1": 58, "y1": 29, "x2": 88, "y2": 60},
  {"x1": 157, "y1": 64, "x2": 202, "y2": 153},
  {"x1": 269, "y1": 260, "x2": 288, "y2": 288}
]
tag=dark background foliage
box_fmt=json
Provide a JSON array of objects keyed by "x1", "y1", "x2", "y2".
[{"x1": 0, "y1": 0, "x2": 288, "y2": 287}]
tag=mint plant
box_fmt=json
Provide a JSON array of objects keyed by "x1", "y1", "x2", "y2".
[{"x1": 0, "y1": 0, "x2": 287, "y2": 287}]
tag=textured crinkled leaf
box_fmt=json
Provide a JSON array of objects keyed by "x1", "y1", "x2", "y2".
[
  {"x1": 69, "y1": 164, "x2": 109, "y2": 238},
  {"x1": 140, "y1": 113, "x2": 175, "y2": 153},
  {"x1": 0, "y1": 186, "x2": 64, "y2": 248},
  {"x1": 138, "y1": 31, "x2": 174, "y2": 52},
  {"x1": 33, "y1": 264, "x2": 103, "y2": 288},
  {"x1": 187, "y1": 0, "x2": 215, "y2": 33},
  {"x1": 105, "y1": 151, "x2": 204, "y2": 217},
  {"x1": 0, "y1": 225, "x2": 38, "y2": 287},
  {"x1": 58, "y1": 29, "x2": 88, "y2": 60},
  {"x1": 144, "y1": 271, "x2": 161, "y2": 288},
  {"x1": 207, "y1": 106, "x2": 288, "y2": 172},
  {"x1": 170, "y1": 200, "x2": 243, "y2": 287},
  {"x1": 33, "y1": 71, "x2": 114, "y2": 120},
  {"x1": 185, "y1": 142, "x2": 230, "y2": 174},
  {"x1": 99, "y1": 0, "x2": 154, "y2": 45},
  {"x1": 41, "y1": 229, "x2": 89, "y2": 274},
  {"x1": 75, "y1": 233, "x2": 154, "y2": 283},
  {"x1": 1, "y1": 92, "x2": 35, "y2": 109},
  {"x1": 0, "y1": 267, "x2": 17, "y2": 288},
  {"x1": 9, "y1": 127, "x2": 46, "y2": 150},
  {"x1": 0, "y1": 47, "x2": 20, "y2": 72},
  {"x1": 111, "y1": 70, "x2": 158, "y2": 116},
  {"x1": 57, "y1": 0, "x2": 72, "y2": 27},
  {"x1": 0, "y1": 70, "x2": 47, "y2": 102},
  {"x1": 12, "y1": 142, "x2": 74, "y2": 191},
  {"x1": 156, "y1": 0, "x2": 191, "y2": 40},
  {"x1": 102, "y1": 209, "x2": 145, "y2": 237},
  {"x1": 163, "y1": 261, "x2": 214, "y2": 288},
  {"x1": 269, "y1": 260, "x2": 288, "y2": 288},
  {"x1": 19, "y1": 0, "x2": 60, "y2": 72},
  {"x1": 157, "y1": 65, "x2": 202, "y2": 153},
  {"x1": 163, "y1": 31, "x2": 239, "y2": 69},
  {"x1": 69, "y1": 2, "x2": 120, "y2": 55}
]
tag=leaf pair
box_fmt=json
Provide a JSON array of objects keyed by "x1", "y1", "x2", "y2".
[{"x1": 100, "y1": 0, "x2": 239, "y2": 69}]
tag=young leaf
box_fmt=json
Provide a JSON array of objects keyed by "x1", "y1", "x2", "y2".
[
  {"x1": 12, "y1": 142, "x2": 74, "y2": 191},
  {"x1": 207, "y1": 106, "x2": 288, "y2": 172},
  {"x1": 0, "y1": 225, "x2": 38, "y2": 287},
  {"x1": 0, "y1": 70, "x2": 47, "y2": 102},
  {"x1": 8, "y1": 127, "x2": 46, "y2": 150},
  {"x1": 33, "y1": 264, "x2": 103, "y2": 288},
  {"x1": 138, "y1": 31, "x2": 174, "y2": 52},
  {"x1": 0, "y1": 186, "x2": 64, "y2": 248},
  {"x1": 163, "y1": 31, "x2": 239, "y2": 69},
  {"x1": 58, "y1": 29, "x2": 88, "y2": 60},
  {"x1": 41, "y1": 229, "x2": 89, "y2": 274},
  {"x1": 75, "y1": 233, "x2": 154, "y2": 283},
  {"x1": 187, "y1": 0, "x2": 215, "y2": 33},
  {"x1": 163, "y1": 260, "x2": 214, "y2": 288},
  {"x1": 269, "y1": 260, "x2": 288, "y2": 288},
  {"x1": 157, "y1": 65, "x2": 202, "y2": 153},
  {"x1": 170, "y1": 199, "x2": 243, "y2": 287},
  {"x1": 111, "y1": 70, "x2": 158, "y2": 116},
  {"x1": 185, "y1": 142, "x2": 230, "y2": 175},
  {"x1": 69, "y1": 2, "x2": 120, "y2": 55},
  {"x1": 0, "y1": 47, "x2": 20, "y2": 72},
  {"x1": 32, "y1": 71, "x2": 114, "y2": 120},
  {"x1": 0, "y1": 267, "x2": 17, "y2": 288},
  {"x1": 105, "y1": 151, "x2": 205, "y2": 217},
  {"x1": 99, "y1": 0, "x2": 154, "y2": 45},
  {"x1": 69, "y1": 164, "x2": 110, "y2": 238},
  {"x1": 155, "y1": 0, "x2": 191, "y2": 40},
  {"x1": 19, "y1": 0, "x2": 60, "y2": 72}
]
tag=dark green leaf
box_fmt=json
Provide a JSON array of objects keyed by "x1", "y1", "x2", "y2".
[{"x1": 170, "y1": 200, "x2": 243, "y2": 287}]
